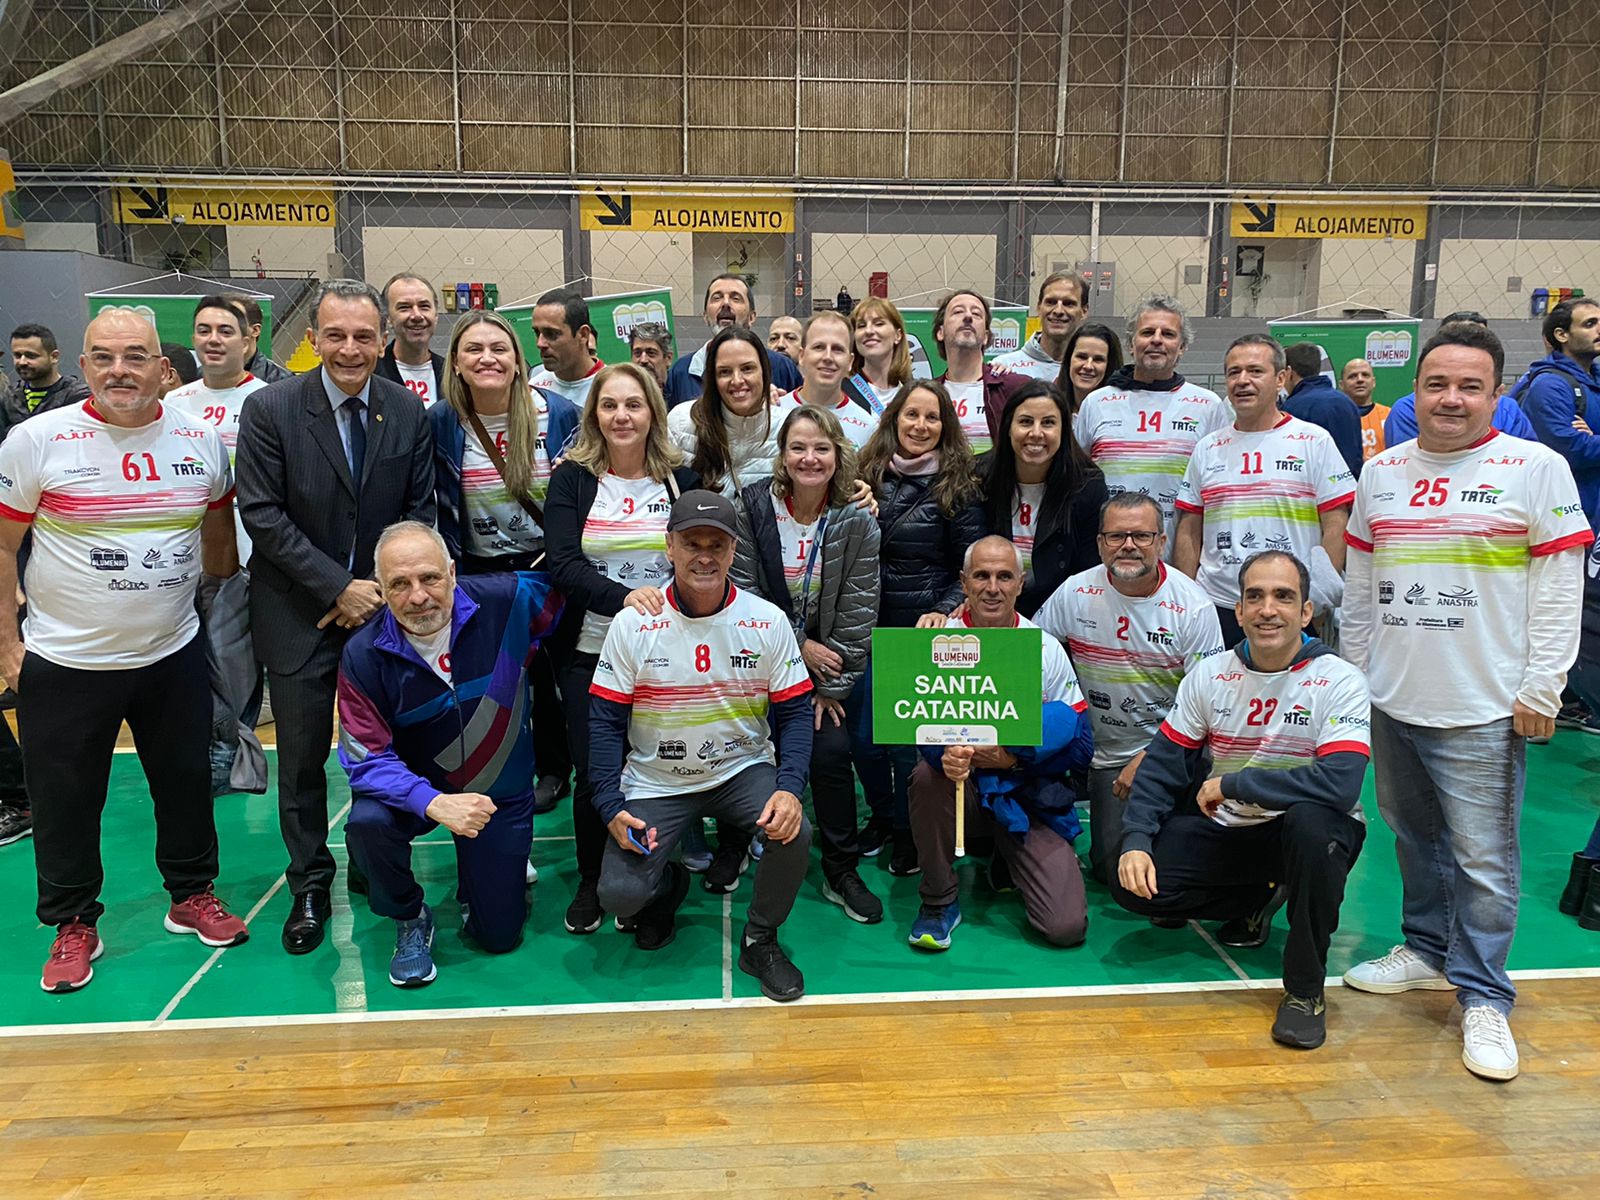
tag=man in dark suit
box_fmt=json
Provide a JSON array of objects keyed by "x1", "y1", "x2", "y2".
[{"x1": 236, "y1": 279, "x2": 436, "y2": 955}]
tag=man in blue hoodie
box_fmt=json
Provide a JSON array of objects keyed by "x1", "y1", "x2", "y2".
[
  {"x1": 1516, "y1": 298, "x2": 1600, "y2": 527},
  {"x1": 1111, "y1": 550, "x2": 1371, "y2": 1052},
  {"x1": 336, "y1": 521, "x2": 563, "y2": 987},
  {"x1": 1281, "y1": 342, "x2": 1364, "y2": 477},
  {"x1": 905, "y1": 535, "x2": 1095, "y2": 952}
]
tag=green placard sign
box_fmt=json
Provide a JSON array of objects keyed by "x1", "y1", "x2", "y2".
[
  {"x1": 86, "y1": 292, "x2": 273, "y2": 352},
  {"x1": 502, "y1": 287, "x2": 675, "y2": 368},
  {"x1": 900, "y1": 305, "x2": 1030, "y2": 379},
  {"x1": 871, "y1": 627, "x2": 1043, "y2": 746},
  {"x1": 1266, "y1": 317, "x2": 1422, "y2": 406}
]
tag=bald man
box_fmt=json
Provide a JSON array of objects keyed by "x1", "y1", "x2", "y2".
[
  {"x1": 1341, "y1": 359, "x2": 1389, "y2": 462},
  {"x1": 0, "y1": 310, "x2": 250, "y2": 993}
]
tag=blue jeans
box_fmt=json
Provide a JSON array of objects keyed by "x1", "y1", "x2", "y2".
[{"x1": 1371, "y1": 710, "x2": 1525, "y2": 1015}]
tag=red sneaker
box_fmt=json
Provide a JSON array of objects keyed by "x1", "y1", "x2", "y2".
[
  {"x1": 41, "y1": 920, "x2": 102, "y2": 993},
  {"x1": 165, "y1": 887, "x2": 250, "y2": 948}
]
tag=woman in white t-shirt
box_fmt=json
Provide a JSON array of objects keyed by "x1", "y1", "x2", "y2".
[
  {"x1": 546, "y1": 363, "x2": 700, "y2": 935},
  {"x1": 846, "y1": 296, "x2": 914, "y2": 414},
  {"x1": 667, "y1": 326, "x2": 798, "y2": 498}
]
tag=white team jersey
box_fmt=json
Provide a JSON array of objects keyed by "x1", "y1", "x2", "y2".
[
  {"x1": 165, "y1": 373, "x2": 267, "y2": 562},
  {"x1": 530, "y1": 362, "x2": 600, "y2": 411},
  {"x1": 780, "y1": 389, "x2": 877, "y2": 449},
  {"x1": 0, "y1": 399, "x2": 232, "y2": 670},
  {"x1": 576, "y1": 472, "x2": 675, "y2": 654},
  {"x1": 1162, "y1": 647, "x2": 1370, "y2": 826},
  {"x1": 1011, "y1": 481, "x2": 1046, "y2": 581},
  {"x1": 460, "y1": 409, "x2": 546, "y2": 558},
  {"x1": 393, "y1": 360, "x2": 438, "y2": 407},
  {"x1": 591, "y1": 584, "x2": 812, "y2": 799},
  {"x1": 1036, "y1": 562, "x2": 1224, "y2": 768},
  {"x1": 946, "y1": 379, "x2": 991, "y2": 455},
  {"x1": 1073, "y1": 380, "x2": 1231, "y2": 545},
  {"x1": 1346, "y1": 431, "x2": 1590, "y2": 726},
  {"x1": 1176, "y1": 414, "x2": 1355, "y2": 606},
  {"x1": 772, "y1": 491, "x2": 823, "y2": 615},
  {"x1": 945, "y1": 610, "x2": 1087, "y2": 712}
]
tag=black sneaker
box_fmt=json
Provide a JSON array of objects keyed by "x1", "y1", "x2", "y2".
[
  {"x1": 737, "y1": 927, "x2": 804, "y2": 1002},
  {"x1": 533, "y1": 774, "x2": 570, "y2": 815},
  {"x1": 564, "y1": 878, "x2": 603, "y2": 934},
  {"x1": 1555, "y1": 701, "x2": 1592, "y2": 730},
  {"x1": 822, "y1": 870, "x2": 884, "y2": 924},
  {"x1": 1271, "y1": 992, "x2": 1327, "y2": 1049},
  {"x1": 987, "y1": 853, "x2": 1016, "y2": 894},
  {"x1": 1217, "y1": 883, "x2": 1287, "y2": 949},
  {"x1": 0, "y1": 804, "x2": 32, "y2": 846},
  {"x1": 634, "y1": 862, "x2": 690, "y2": 951},
  {"x1": 857, "y1": 815, "x2": 892, "y2": 858},
  {"x1": 702, "y1": 841, "x2": 750, "y2": 893},
  {"x1": 887, "y1": 836, "x2": 920, "y2": 877}
]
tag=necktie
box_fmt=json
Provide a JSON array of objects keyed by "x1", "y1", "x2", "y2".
[{"x1": 344, "y1": 395, "x2": 367, "y2": 483}]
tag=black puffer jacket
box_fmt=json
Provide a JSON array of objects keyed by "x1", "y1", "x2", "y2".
[{"x1": 876, "y1": 470, "x2": 987, "y2": 627}]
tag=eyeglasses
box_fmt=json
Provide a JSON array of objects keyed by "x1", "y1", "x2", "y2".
[
  {"x1": 86, "y1": 351, "x2": 154, "y2": 370},
  {"x1": 1097, "y1": 531, "x2": 1161, "y2": 547}
]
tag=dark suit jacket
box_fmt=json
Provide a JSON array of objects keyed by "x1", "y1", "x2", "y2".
[{"x1": 235, "y1": 370, "x2": 436, "y2": 674}]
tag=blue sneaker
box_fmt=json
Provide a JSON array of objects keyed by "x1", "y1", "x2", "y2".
[
  {"x1": 908, "y1": 900, "x2": 961, "y2": 951},
  {"x1": 389, "y1": 905, "x2": 437, "y2": 988}
]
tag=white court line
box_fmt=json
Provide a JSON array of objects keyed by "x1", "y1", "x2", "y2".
[
  {"x1": 721, "y1": 893, "x2": 733, "y2": 1003},
  {"x1": 1190, "y1": 921, "x2": 1252, "y2": 982},
  {"x1": 323, "y1": 836, "x2": 575, "y2": 850},
  {"x1": 151, "y1": 798, "x2": 354, "y2": 1026},
  {"x1": 11, "y1": 965, "x2": 1598, "y2": 1042}
]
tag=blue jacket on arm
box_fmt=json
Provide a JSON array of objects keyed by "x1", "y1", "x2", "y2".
[
  {"x1": 919, "y1": 698, "x2": 1093, "y2": 842},
  {"x1": 1282, "y1": 377, "x2": 1364, "y2": 476},
  {"x1": 428, "y1": 388, "x2": 581, "y2": 558},
  {"x1": 1513, "y1": 351, "x2": 1600, "y2": 526},
  {"x1": 336, "y1": 573, "x2": 565, "y2": 816}
]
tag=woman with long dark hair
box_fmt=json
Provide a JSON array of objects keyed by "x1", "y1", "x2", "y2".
[
  {"x1": 979, "y1": 379, "x2": 1109, "y2": 617},
  {"x1": 666, "y1": 326, "x2": 796, "y2": 497},
  {"x1": 1055, "y1": 322, "x2": 1123, "y2": 413},
  {"x1": 849, "y1": 380, "x2": 987, "y2": 875},
  {"x1": 730, "y1": 404, "x2": 883, "y2": 923},
  {"x1": 544, "y1": 363, "x2": 700, "y2": 936}
]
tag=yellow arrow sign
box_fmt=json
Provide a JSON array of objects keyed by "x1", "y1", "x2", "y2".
[
  {"x1": 1231, "y1": 197, "x2": 1428, "y2": 241},
  {"x1": 579, "y1": 189, "x2": 795, "y2": 234},
  {"x1": 115, "y1": 185, "x2": 336, "y2": 227}
]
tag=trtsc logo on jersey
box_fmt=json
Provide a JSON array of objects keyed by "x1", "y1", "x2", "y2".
[
  {"x1": 1460, "y1": 484, "x2": 1503, "y2": 505},
  {"x1": 1274, "y1": 455, "x2": 1305, "y2": 472},
  {"x1": 1145, "y1": 626, "x2": 1175, "y2": 647},
  {"x1": 1282, "y1": 704, "x2": 1312, "y2": 727},
  {"x1": 729, "y1": 647, "x2": 763, "y2": 669},
  {"x1": 89, "y1": 548, "x2": 128, "y2": 571},
  {"x1": 170, "y1": 455, "x2": 209, "y2": 478},
  {"x1": 645, "y1": 499, "x2": 671, "y2": 515},
  {"x1": 1170, "y1": 416, "x2": 1200, "y2": 432}
]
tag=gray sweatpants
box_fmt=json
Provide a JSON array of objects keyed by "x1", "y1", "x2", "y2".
[
  {"x1": 597, "y1": 763, "x2": 812, "y2": 936},
  {"x1": 1086, "y1": 765, "x2": 1128, "y2": 884}
]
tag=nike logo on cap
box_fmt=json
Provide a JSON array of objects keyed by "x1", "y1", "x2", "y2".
[{"x1": 697, "y1": 504, "x2": 718, "y2": 511}]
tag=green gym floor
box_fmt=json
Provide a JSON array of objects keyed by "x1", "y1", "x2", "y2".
[{"x1": 4, "y1": 735, "x2": 1598, "y2": 1036}]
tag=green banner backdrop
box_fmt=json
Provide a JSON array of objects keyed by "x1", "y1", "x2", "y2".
[
  {"x1": 1266, "y1": 317, "x2": 1422, "y2": 406},
  {"x1": 86, "y1": 292, "x2": 274, "y2": 353}
]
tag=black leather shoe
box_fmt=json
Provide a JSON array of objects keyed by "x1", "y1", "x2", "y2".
[
  {"x1": 281, "y1": 888, "x2": 331, "y2": 955},
  {"x1": 532, "y1": 774, "x2": 570, "y2": 815}
]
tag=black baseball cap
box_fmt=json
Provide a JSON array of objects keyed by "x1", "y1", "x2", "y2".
[{"x1": 667, "y1": 489, "x2": 738, "y2": 538}]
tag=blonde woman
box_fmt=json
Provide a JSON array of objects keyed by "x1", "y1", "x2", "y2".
[{"x1": 545, "y1": 362, "x2": 701, "y2": 934}]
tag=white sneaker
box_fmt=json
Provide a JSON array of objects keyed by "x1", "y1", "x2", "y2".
[
  {"x1": 1462, "y1": 1007, "x2": 1519, "y2": 1080},
  {"x1": 1343, "y1": 944, "x2": 1455, "y2": 994},
  {"x1": 526, "y1": 859, "x2": 538, "y2": 885}
]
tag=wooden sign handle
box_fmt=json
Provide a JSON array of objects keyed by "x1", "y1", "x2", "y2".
[{"x1": 954, "y1": 778, "x2": 966, "y2": 858}]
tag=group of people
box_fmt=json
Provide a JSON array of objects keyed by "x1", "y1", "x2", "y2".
[{"x1": 4, "y1": 266, "x2": 1599, "y2": 1086}]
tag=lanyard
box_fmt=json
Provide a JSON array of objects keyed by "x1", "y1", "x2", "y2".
[
  {"x1": 850, "y1": 374, "x2": 886, "y2": 415},
  {"x1": 787, "y1": 499, "x2": 828, "y2": 628}
]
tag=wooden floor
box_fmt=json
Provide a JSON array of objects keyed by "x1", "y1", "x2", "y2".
[{"x1": 3, "y1": 979, "x2": 1596, "y2": 1199}]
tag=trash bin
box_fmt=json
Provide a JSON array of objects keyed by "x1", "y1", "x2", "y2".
[{"x1": 1531, "y1": 288, "x2": 1550, "y2": 317}]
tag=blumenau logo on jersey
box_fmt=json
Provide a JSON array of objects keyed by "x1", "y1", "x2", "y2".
[{"x1": 931, "y1": 633, "x2": 981, "y2": 668}]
